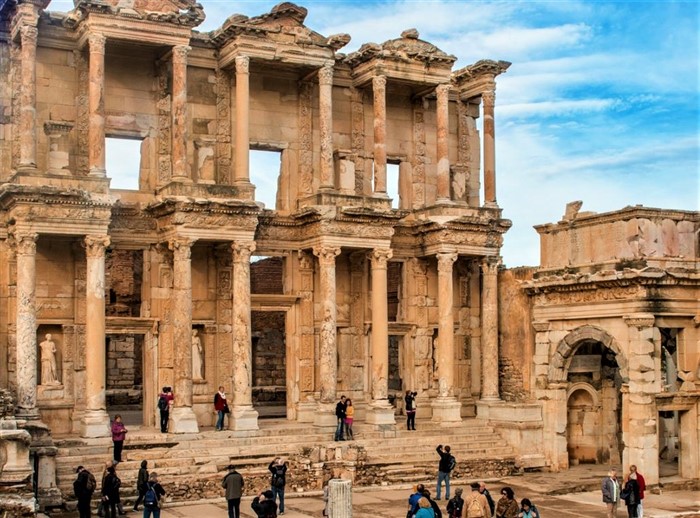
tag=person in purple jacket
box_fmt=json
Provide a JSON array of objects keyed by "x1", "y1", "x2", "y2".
[{"x1": 111, "y1": 415, "x2": 128, "y2": 463}]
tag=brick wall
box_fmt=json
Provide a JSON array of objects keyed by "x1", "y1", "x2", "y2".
[
  {"x1": 252, "y1": 311, "x2": 286, "y2": 404},
  {"x1": 251, "y1": 256, "x2": 284, "y2": 294}
]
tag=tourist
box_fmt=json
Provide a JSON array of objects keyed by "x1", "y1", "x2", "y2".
[
  {"x1": 630, "y1": 465, "x2": 646, "y2": 518},
  {"x1": 334, "y1": 395, "x2": 347, "y2": 441},
  {"x1": 405, "y1": 390, "x2": 417, "y2": 430},
  {"x1": 110, "y1": 415, "x2": 127, "y2": 463},
  {"x1": 251, "y1": 490, "x2": 277, "y2": 518},
  {"x1": 101, "y1": 466, "x2": 121, "y2": 518},
  {"x1": 142, "y1": 472, "x2": 166, "y2": 518},
  {"x1": 408, "y1": 484, "x2": 426, "y2": 517},
  {"x1": 415, "y1": 497, "x2": 436, "y2": 518},
  {"x1": 269, "y1": 456, "x2": 288, "y2": 515},
  {"x1": 97, "y1": 461, "x2": 126, "y2": 517},
  {"x1": 73, "y1": 465, "x2": 96, "y2": 518},
  {"x1": 344, "y1": 399, "x2": 354, "y2": 440},
  {"x1": 222, "y1": 464, "x2": 244, "y2": 518},
  {"x1": 157, "y1": 386, "x2": 173, "y2": 433},
  {"x1": 518, "y1": 498, "x2": 539, "y2": 518},
  {"x1": 446, "y1": 487, "x2": 465, "y2": 518},
  {"x1": 602, "y1": 468, "x2": 621, "y2": 518},
  {"x1": 132, "y1": 460, "x2": 149, "y2": 512},
  {"x1": 214, "y1": 386, "x2": 229, "y2": 431},
  {"x1": 479, "y1": 482, "x2": 495, "y2": 516},
  {"x1": 422, "y1": 489, "x2": 443, "y2": 518},
  {"x1": 495, "y1": 487, "x2": 519, "y2": 518},
  {"x1": 435, "y1": 444, "x2": 455, "y2": 500},
  {"x1": 464, "y1": 482, "x2": 490, "y2": 518},
  {"x1": 621, "y1": 472, "x2": 641, "y2": 518}
]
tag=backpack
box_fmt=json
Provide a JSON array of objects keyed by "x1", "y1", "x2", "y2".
[
  {"x1": 271, "y1": 471, "x2": 285, "y2": 489},
  {"x1": 86, "y1": 471, "x2": 97, "y2": 493},
  {"x1": 144, "y1": 483, "x2": 159, "y2": 508},
  {"x1": 466, "y1": 495, "x2": 484, "y2": 518},
  {"x1": 158, "y1": 396, "x2": 168, "y2": 411},
  {"x1": 448, "y1": 455, "x2": 456, "y2": 472},
  {"x1": 447, "y1": 496, "x2": 463, "y2": 518}
]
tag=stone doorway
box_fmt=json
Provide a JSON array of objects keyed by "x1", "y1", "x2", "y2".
[
  {"x1": 251, "y1": 311, "x2": 286, "y2": 418},
  {"x1": 105, "y1": 333, "x2": 144, "y2": 426}
]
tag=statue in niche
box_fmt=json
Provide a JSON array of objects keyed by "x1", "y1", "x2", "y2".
[
  {"x1": 39, "y1": 334, "x2": 60, "y2": 385},
  {"x1": 192, "y1": 329, "x2": 204, "y2": 380}
]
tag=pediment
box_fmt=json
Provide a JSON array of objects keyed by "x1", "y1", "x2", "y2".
[
  {"x1": 69, "y1": 0, "x2": 205, "y2": 28},
  {"x1": 346, "y1": 29, "x2": 456, "y2": 67}
]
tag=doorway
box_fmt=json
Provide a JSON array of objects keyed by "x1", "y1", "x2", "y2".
[
  {"x1": 251, "y1": 311, "x2": 286, "y2": 417},
  {"x1": 105, "y1": 334, "x2": 144, "y2": 426}
]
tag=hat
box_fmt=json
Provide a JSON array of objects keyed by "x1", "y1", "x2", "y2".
[{"x1": 76, "y1": 465, "x2": 84, "y2": 473}]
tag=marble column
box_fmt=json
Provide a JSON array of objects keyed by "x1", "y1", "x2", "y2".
[
  {"x1": 436, "y1": 83, "x2": 451, "y2": 202},
  {"x1": 18, "y1": 26, "x2": 38, "y2": 171},
  {"x1": 313, "y1": 246, "x2": 341, "y2": 428},
  {"x1": 482, "y1": 89, "x2": 497, "y2": 206},
  {"x1": 366, "y1": 249, "x2": 395, "y2": 426},
  {"x1": 327, "y1": 478, "x2": 353, "y2": 518},
  {"x1": 372, "y1": 75, "x2": 387, "y2": 195},
  {"x1": 319, "y1": 63, "x2": 334, "y2": 190},
  {"x1": 81, "y1": 235, "x2": 111, "y2": 437},
  {"x1": 480, "y1": 257, "x2": 500, "y2": 401},
  {"x1": 15, "y1": 232, "x2": 38, "y2": 419},
  {"x1": 230, "y1": 241, "x2": 259, "y2": 430},
  {"x1": 234, "y1": 56, "x2": 250, "y2": 186},
  {"x1": 168, "y1": 237, "x2": 199, "y2": 433},
  {"x1": 432, "y1": 252, "x2": 461, "y2": 423},
  {"x1": 171, "y1": 45, "x2": 190, "y2": 182},
  {"x1": 87, "y1": 33, "x2": 106, "y2": 177}
]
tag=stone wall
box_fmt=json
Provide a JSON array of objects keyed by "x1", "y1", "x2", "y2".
[
  {"x1": 106, "y1": 334, "x2": 142, "y2": 406},
  {"x1": 251, "y1": 257, "x2": 284, "y2": 294},
  {"x1": 252, "y1": 311, "x2": 286, "y2": 406}
]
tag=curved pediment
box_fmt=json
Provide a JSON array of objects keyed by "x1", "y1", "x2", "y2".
[
  {"x1": 68, "y1": 0, "x2": 205, "y2": 28},
  {"x1": 346, "y1": 28, "x2": 456, "y2": 67}
]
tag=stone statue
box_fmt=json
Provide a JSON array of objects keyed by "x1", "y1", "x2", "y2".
[
  {"x1": 39, "y1": 334, "x2": 60, "y2": 385},
  {"x1": 192, "y1": 329, "x2": 203, "y2": 380}
]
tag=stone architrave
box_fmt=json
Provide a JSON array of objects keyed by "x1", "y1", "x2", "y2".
[
  {"x1": 313, "y1": 246, "x2": 341, "y2": 428},
  {"x1": 234, "y1": 56, "x2": 250, "y2": 186},
  {"x1": 482, "y1": 88, "x2": 497, "y2": 206},
  {"x1": 372, "y1": 75, "x2": 387, "y2": 195},
  {"x1": 229, "y1": 241, "x2": 259, "y2": 431},
  {"x1": 431, "y1": 252, "x2": 461, "y2": 423},
  {"x1": 81, "y1": 235, "x2": 111, "y2": 437},
  {"x1": 171, "y1": 45, "x2": 190, "y2": 182},
  {"x1": 15, "y1": 232, "x2": 38, "y2": 419},
  {"x1": 18, "y1": 26, "x2": 38, "y2": 171},
  {"x1": 87, "y1": 33, "x2": 106, "y2": 177},
  {"x1": 366, "y1": 249, "x2": 395, "y2": 426},
  {"x1": 480, "y1": 257, "x2": 500, "y2": 401},
  {"x1": 318, "y1": 63, "x2": 334, "y2": 190},
  {"x1": 435, "y1": 83, "x2": 451, "y2": 202},
  {"x1": 168, "y1": 237, "x2": 199, "y2": 433}
]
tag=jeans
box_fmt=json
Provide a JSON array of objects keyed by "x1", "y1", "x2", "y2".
[
  {"x1": 272, "y1": 485, "x2": 285, "y2": 513},
  {"x1": 406, "y1": 411, "x2": 416, "y2": 430},
  {"x1": 216, "y1": 410, "x2": 225, "y2": 430},
  {"x1": 160, "y1": 411, "x2": 169, "y2": 433},
  {"x1": 227, "y1": 497, "x2": 241, "y2": 518},
  {"x1": 335, "y1": 418, "x2": 344, "y2": 440},
  {"x1": 436, "y1": 470, "x2": 450, "y2": 499},
  {"x1": 142, "y1": 507, "x2": 161, "y2": 518}
]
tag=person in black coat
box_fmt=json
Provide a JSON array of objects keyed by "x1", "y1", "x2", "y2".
[
  {"x1": 101, "y1": 466, "x2": 121, "y2": 518},
  {"x1": 252, "y1": 490, "x2": 278, "y2": 518},
  {"x1": 73, "y1": 466, "x2": 95, "y2": 518},
  {"x1": 622, "y1": 472, "x2": 641, "y2": 518},
  {"x1": 133, "y1": 460, "x2": 149, "y2": 511},
  {"x1": 334, "y1": 396, "x2": 347, "y2": 441}
]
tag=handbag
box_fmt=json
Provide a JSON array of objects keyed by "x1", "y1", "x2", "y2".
[{"x1": 223, "y1": 403, "x2": 230, "y2": 414}]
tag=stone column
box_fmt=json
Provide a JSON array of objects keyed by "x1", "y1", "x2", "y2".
[
  {"x1": 622, "y1": 313, "x2": 660, "y2": 484},
  {"x1": 87, "y1": 33, "x2": 106, "y2": 177},
  {"x1": 234, "y1": 56, "x2": 250, "y2": 186},
  {"x1": 171, "y1": 45, "x2": 190, "y2": 182},
  {"x1": 372, "y1": 75, "x2": 387, "y2": 195},
  {"x1": 432, "y1": 252, "x2": 461, "y2": 423},
  {"x1": 319, "y1": 63, "x2": 334, "y2": 190},
  {"x1": 313, "y1": 246, "x2": 341, "y2": 428},
  {"x1": 15, "y1": 232, "x2": 38, "y2": 418},
  {"x1": 18, "y1": 26, "x2": 38, "y2": 171},
  {"x1": 480, "y1": 257, "x2": 500, "y2": 401},
  {"x1": 327, "y1": 478, "x2": 353, "y2": 518},
  {"x1": 366, "y1": 249, "x2": 395, "y2": 426},
  {"x1": 482, "y1": 88, "x2": 497, "y2": 206},
  {"x1": 230, "y1": 241, "x2": 259, "y2": 430},
  {"x1": 81, "y1": 235, "x2": 111, "y2": 437},
  {"x1": 168, "y1": 237, "x2": 199, "y2": 433},
  {"x1": 436, "y1": 83, "x2": 451, "y2": 202}
]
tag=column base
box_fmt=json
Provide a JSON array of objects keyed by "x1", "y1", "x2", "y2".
[
  {"x1": 88, "y1": 167, "x2": 106, "y2": 178},
  {"x1": 228, "y1": 405, "x2": 259, "y2": 432},
  {"x1": 365, "y1": 401, "x2": 396, "y2": 427},
  {"x1": 297, "y1": 401, "x2": 318, "y2": 423},
  {"x1": 80, "y1": 409, "x2": 111, "y2": 438},
  {"x1": 169, "y1": 406, "x2": 200, "y2": 434},
  {"x1": 430, "y1": 397, "x2": 462, "y2": 425},
  {"x1": 314, "y1": 402, "x2": 337, "y2": 430}
]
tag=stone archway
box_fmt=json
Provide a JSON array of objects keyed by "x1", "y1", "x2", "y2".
[{"x1": 549, "y1": 325, "x2": 628, "y2": 382}]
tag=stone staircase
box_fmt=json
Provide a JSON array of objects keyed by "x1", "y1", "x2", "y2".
[{"x1": 54, "y1": 418, "x2": 517, "y2": 507}]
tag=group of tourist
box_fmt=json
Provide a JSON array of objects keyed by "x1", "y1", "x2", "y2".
[
  {"x1": 333, "y1": 395, "x2": 355, "y2": 441},
  {"x1": 222, "y1": 457, "x2": 287, "y2": 518},
  {"x1": 602, "y1": 466, "x2": 647, "y2": 518}
]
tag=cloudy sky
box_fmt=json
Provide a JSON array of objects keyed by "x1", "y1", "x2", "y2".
[{"x1": 52, "y1": 0, "x2": 699, "y2": 267}]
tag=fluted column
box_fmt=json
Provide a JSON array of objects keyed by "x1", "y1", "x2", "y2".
[
  {"x1": 372, "y1": 75, "x2": 387, "y2": 195},
  {"x1": 81, "y1": 234, "x2": 111, "y2": 437},
  {"x1": 480, "y1": 257, "x2": 500, "y2": 400},
  {"x1": 168, "y1": 237, "x2": 199, "y2": 433},
  {"x1": 234, "y1": 56, "x2": 250, "y2": 185},
  {"x1": 171, "y1": 45, "x2": 190, "y2": 182},
  {"x1": 313, "y1": 246, "x2": 341, "y2": 428},
  {"x1": 15, "y1": 232, "x2": 38, "y2": 418},
  {"x1": 87, "y1": 33, "x2": 106, "y2": 177},
  {"x1": 366, "y1": 248, "x2": 395, "y2": 426},
  {"x1": 18, "y1": 26, "x2": 38, "y2": 171},
  {"x1": 230, "y1": 241, "x2": 259, "y2": 430},
  {"x1": 319, "y1": 63, "x2": 334, "y2": 190},
  {"x1": 436, "y1": 83, "x2": 451, "y2": 201},
  {"x1": 482, "y1": 89, "x2": 497, "y2": 206}
]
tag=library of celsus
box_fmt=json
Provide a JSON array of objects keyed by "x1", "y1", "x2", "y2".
[{"x1": 0, "y1": 0, "x2": 698, "y2": 512}]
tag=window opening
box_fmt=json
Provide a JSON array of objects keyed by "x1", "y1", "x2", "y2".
[
  {"x1": 386, "y1": 162, "x2": 400, "y2": 208},
  {"x1": 106, "y1": 137, "x2": 142, "y2": 190},
  {"x1": 250, "y1": 149, "x2": 281, "y2": 210}
]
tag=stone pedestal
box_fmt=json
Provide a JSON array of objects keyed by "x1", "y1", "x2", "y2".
[
  {"x1": 431, "y1": 397, "x2": 462, "y2": 425},
  {"x1": 314, "y1": 402, "x2": 338, "y2": 430},
  {"x1": 228, "y1": 405, "x2": 259, "y2": 432},
  {"x1": 365, "y1": 403, "x2": 395, "y2": 427},
  {"x1": 80, "y1": 409, "x2": 110, "y2": 438},
  {"x1": 327, "y1": 478, "x2": 352, "y2": 518},
  {"x1": 169, "y1": 406, "x2": 200, "y2": 434}
]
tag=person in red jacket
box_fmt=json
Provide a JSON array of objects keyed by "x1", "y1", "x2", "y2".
[
  {"x1": 214, "y1": 386, "x2": 229, "y2": 431},
  {"x1": 110, "y1": 415, "x2": 128, "y2": 463},
  {"x1": 630, "y1": 465, "x2": 646, "y2": 518}
]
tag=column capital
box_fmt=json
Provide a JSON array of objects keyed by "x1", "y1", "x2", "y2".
[
  {"x1": 313, "y1": 246, "x2": 341, "y2": 266},
  {"x1": 372, "y1": 74, "x2": 387, "y2": 90},
  {"x1": 623, "y1": 313, "x2": 655, "y2": 329},
  {"x1": 168, "y1": 237, "x2": 195, "y2": 260},
  {"x1": 232, "y1": 241, "x2": 256, "y2": 263},
  {"x1": 436, "y1": 83, "x2": 451, "y2": 98},
  {"x1": 19, "y1": 25, "x2": 38, "y2": 45},
  {"x1": 480, "y1": 256, "x2": 500, "y2": 274},
  {"x1": 13, "y1": 232, "x2": 38, "y2": 256},
  {"x1": 318, "y1": 63, "x2": 334, "y2": 85},
  {"x1": 436, "y1": 252, "x2": 457, "y2": 273},
  {"x1": 482, "y1": 89, "x2": 495, "y2": 107},
  {"x1": 88, "y1": 33, "x2": 106, "y2": 53},
  {"x1": 369, "y1": 248, "x2": 393, "y2": 269},
  {"x1": 84, "y1": 234, "x2": 110, "y2": 258},
  {"x1": 172, "y1": 44, "x2": 190, "y2": 63},
  {"x1": 235, "y1": 55, "x2": 250, "y2": 74}
]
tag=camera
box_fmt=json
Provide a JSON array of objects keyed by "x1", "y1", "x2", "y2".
[{"x1": 411, "y1": 391, "x2": 417, "y2": 396}]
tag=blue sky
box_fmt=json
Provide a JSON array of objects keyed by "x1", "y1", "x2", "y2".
[{"x1": 52, "y1": 1, "x2": 699, "y2": 266}]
